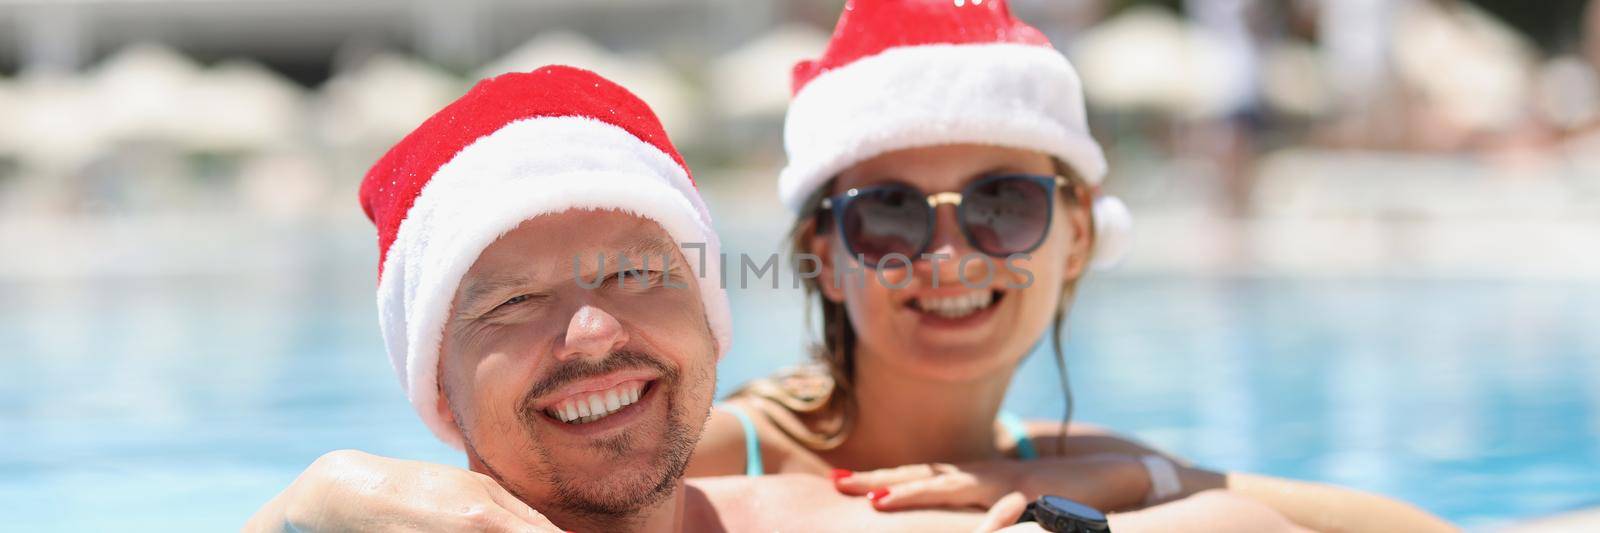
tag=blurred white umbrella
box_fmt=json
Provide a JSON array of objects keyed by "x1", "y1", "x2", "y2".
[
  {"x1": 317, "y1": 52, "x2": 464, "y2": 148},
  {"x1": 709, "y1": 24, "x2": 829, "y2": 119},
  {"x1": 237, "y1": 151, "x2": 331, "y2": 220},
  {"x1": 1392, "y1": 0, "x2": 1536, "y2": 131},
  {"x1": 1535, "y1": 55, "x2": 1600, "y2": 130},
  {"x1": 0, "y1": 73, "x2": 110, "y2": 217},
  {"x1": 176, "y1": 60, "x2": 308, "y2": 153},
  {"x1": 1070, "y1": 6, "x2": 1237, "y2": 118},
  {"x1": 478, "y1": 32, "x2": 701, "y2": 143},
  {"x1": 1262, "y1": 42, "x2": 1334, "y2": 118},
  {"x1": 8, "y1": 73, "x2": 107, "y2": 169},
  {"x1": 86, "y1": 43, "x2": 205, "y2": 145}
]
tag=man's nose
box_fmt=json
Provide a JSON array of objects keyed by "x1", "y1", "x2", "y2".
[{"x1": 557, "y1": 305, "x2": 629, "y2": 362}]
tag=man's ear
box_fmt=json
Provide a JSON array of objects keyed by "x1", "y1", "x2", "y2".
[
  {"x1": 1062, "y1": 195, "x2": 1094, "y2": 281},
  {"x1": 435, "y1": 366, "x2": 459, "y2": 430},
  {"x1": 810, "y1": 224, "x2": 846, "y2": 303}
]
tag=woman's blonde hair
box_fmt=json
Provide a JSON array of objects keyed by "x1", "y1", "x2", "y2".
[{"x1": 728, "y1": 158, "x2": 1097, "y2": 454}]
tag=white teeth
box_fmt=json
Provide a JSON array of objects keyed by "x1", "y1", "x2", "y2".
[
  {"x1": 915, "y1": 291, "x2": 996, "y2": 318},
  {"x1": 548, "y1": 380, "x2": 648, "y2": 425}
]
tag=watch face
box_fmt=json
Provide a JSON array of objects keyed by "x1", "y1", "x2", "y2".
[{"x1": 1039, "y1": 495, "x2": 1108, "y2": 522}]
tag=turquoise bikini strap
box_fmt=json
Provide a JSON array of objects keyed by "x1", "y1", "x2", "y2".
[
  {"x1": 724, "y1": 405, "x2": 765, "y2": 476},
  {"x1": 998, "y1": 410, "x2": 1039, "y2": 460}
]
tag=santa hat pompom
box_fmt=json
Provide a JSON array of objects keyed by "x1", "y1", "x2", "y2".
[{"x1": 1090, "y1": 195, "x2": 1133, "y2": 270}]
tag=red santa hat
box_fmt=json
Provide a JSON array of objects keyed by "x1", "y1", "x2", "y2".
[
  {"x1": 359, "y1": 65, "x2": 732, "y2": 449},
  {"x1": 780, "y1": 0, "x2": 1131, "y2": 268}
]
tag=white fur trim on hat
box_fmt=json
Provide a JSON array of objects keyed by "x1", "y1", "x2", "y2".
[
  {"x1": 780, "y1": 42, "x2": 1127, "y2": 269},
  {"x1": 780, "y1": 43, "x2": 1108, "y2": 211},
  {"x1": 377, "y1": 116, "x2": 731, "y2": 449}
]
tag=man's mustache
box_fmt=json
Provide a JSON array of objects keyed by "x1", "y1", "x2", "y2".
[{"x1": 521, "y1": 350, "x2": 678, "y2": 407}]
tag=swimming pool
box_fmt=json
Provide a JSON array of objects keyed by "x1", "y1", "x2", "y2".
[{"x1": 1, "y1": 257, "x2": 1596, "y2": 530}]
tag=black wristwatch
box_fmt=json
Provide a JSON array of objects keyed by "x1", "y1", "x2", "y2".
[{"x1": 1014, "y1": 495, "x2": 1110, "y2": 533}]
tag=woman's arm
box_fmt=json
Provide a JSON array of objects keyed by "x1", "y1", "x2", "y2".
[
  {"x1": 1108, "y1": 489, "x2": 1314, "y2": 533},
  {"x1": 1031, "y1": 422, "x2": 1457, "y2": 533},
  {"x1": 701, "y1": 475, "x2": 1307, "y2": 533},
  {"x1": 838, "y1": 421, "x2": 1453, "y2": 532},
  {"x1": 1207, "y1": 472, "x2": 1457, "y2": 533}
]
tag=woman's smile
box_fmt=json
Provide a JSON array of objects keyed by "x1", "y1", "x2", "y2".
[{"x1": 904, "y1": 288, "x2": 1007, "y2": 329}]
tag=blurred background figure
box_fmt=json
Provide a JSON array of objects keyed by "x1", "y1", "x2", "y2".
[{"x1": 0, "y1": 0, "x2": 1595, "y2": 530}]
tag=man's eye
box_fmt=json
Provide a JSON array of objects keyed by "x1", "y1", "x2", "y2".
[
  {"x1": 495, "y1": 295, "x2": 531, "y2": 310},
  {"x1": 611, "y1": 269, "x2": 661, "y2": 287}
]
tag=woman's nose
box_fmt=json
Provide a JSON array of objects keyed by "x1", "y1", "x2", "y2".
[
  {"x1": 557, "y1": 305, "x2": 629, "y2": 361},
  {"x1": 916, "y1": 205, "x2": 984, "y2": 282},
  {"x1": 927, "y1": 204, "x2": 968, "y2": 253}
]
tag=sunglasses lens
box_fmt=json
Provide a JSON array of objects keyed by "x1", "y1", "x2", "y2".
[
  {"x1": 962, "y1": 177, "x2": 1053, "y2": 256},
  {"x1": 840, "y1": 186, "x2": 930, "y2": 267}
]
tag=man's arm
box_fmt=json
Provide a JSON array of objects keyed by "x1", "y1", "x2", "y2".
[{"x1": 242, "y1": 450, "x2": 559, "y2": 533}]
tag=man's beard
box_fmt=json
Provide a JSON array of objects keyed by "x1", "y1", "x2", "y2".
[
  {"x1": 545, "y1": 409, "x2": 696, "y2": 518},
  {"x1": 457, "y1": 350, "x2": 708, "y2": 524}
]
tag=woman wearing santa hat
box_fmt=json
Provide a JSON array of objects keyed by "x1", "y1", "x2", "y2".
[
  {"x1": 688, "y1": 0, "x2": 1448, "y2": 531},
  {"x1": 256, "y1": 1, "x2": 1452, "y2": 530}
]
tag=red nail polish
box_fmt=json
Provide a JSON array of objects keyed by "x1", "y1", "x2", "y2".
[
  {"x1": 868, "y1": 488, "x2": 889, "y2": 502},
  {"x1": 831, "y1": 468, "x2": 853, "y2": 481}
]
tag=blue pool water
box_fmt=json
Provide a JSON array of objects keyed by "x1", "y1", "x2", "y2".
[{"x1": 1, "y1": 265, "x2": 1597, "y2": 529}]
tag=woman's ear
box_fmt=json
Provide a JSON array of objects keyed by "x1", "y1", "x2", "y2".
[{"x1": 1062, "y1": 193, "x2": 1094, "y2": 281}]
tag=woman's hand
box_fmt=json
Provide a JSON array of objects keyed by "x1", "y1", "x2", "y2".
[
  {"x1": 243, "y1": 449, "x2": 562, "y2": 533},
  {"x1": 832, "y1": 454, "x2": 1150, "y2": 513}
]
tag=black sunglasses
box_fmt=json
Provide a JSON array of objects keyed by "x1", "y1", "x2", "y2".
[{"x1": 818, "y1": 173, "x2": 1077, "y2": 269}]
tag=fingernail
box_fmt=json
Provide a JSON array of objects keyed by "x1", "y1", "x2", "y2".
[
  {"x1": 831, "y1": 468, "x2": 854, "y2": 481},
  {"x1": 868, "y1": 488, "x2": 889, "y2": 502}
]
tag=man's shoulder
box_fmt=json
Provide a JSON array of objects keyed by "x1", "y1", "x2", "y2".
[
  {"x1": 689, "y1": 473, "x2": 834, "y2": 504},
  {"x1": 688, "y1": 474, "x2": 986, "y2": 531},
  {"x1": 686, "y1": 475, "x2": 837, "y2": 532}
]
